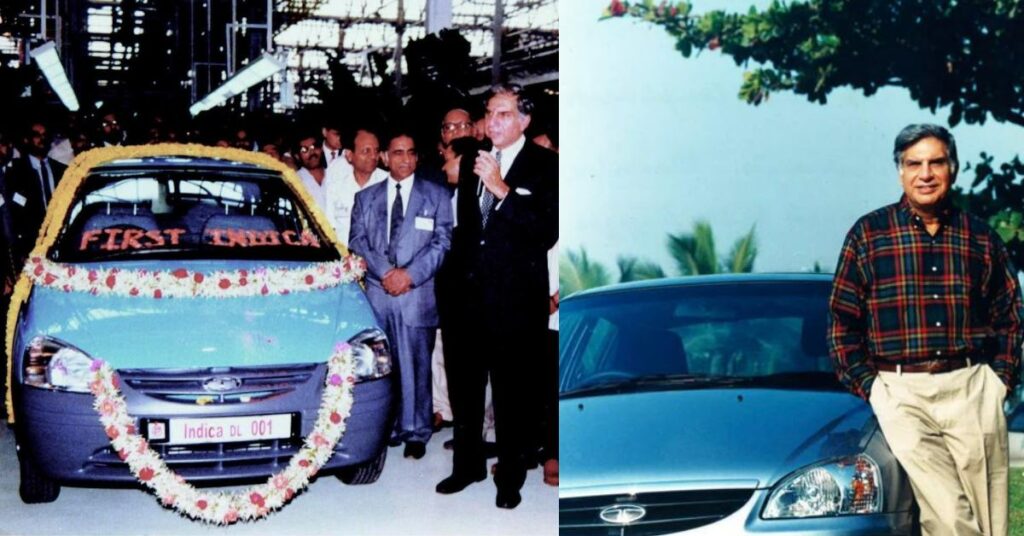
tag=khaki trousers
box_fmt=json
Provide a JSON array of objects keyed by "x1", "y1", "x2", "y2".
[{"x1": 870, "y1": 364, "x2": 1008, "y2": 536}]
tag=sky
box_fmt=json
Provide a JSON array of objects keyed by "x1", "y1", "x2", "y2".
[{"x1": 559, "y1": 1, "x2": 1024, "y2": 275}]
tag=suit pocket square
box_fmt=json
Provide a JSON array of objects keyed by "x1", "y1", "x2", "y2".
[{"x1": 514, "y1": 187, "x2": 532, "y2": 196}]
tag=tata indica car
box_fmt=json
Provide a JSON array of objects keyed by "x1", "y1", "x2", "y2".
[
  {"x1": 559, "y1": 274, "x2": 917, "y2": 535},
  {"x1": 8, "y1": 146, "x2": 393, "y2": 503}
]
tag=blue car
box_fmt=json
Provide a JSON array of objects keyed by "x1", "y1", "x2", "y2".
[
  {"x1": 9, "y1": 147, "x2": 393, "y2": 503},
  {"x1": 559, "y1": 274, "x2": 917, "y2": 535}
]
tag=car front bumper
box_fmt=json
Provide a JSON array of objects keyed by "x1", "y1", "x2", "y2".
[{"x1": 13, "y1": 365, "x2": 392, "y2": 484}]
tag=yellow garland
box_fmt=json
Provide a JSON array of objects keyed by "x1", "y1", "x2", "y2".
[{"x1": 6, "y1": 143, "x2": 349, "y2": 423}]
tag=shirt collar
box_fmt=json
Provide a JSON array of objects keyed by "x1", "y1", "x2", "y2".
[
  {"x1": 897, "y1": 194, "x2": 956, "y2": 228},
  {"x1": 388, "y1": 174, "x2": 415, "y2": 189},
  {"x1": 493, "y1": 135, "x2": 526, "y2": 162}
]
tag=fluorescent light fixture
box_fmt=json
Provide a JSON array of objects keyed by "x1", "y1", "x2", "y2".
[
  {"x1": 190, "y1": 52, "x2": 286, "y2": 116},
  {"x1": 28, "y1": 41, "x2": 80, "y2": 112}
]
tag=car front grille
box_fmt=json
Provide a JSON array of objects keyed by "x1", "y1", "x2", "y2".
[
  {"x1": 119, "y1": 363, "x2": 318, "y2": 405},
  {"x1": 84, "y1": 437, "x2": 305, "y2": 479},
  {"x1": 560, "y1": 489, "x2": 755, "y2": 536}
]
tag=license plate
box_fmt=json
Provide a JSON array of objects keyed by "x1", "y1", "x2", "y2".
[{"x1": 149, "y1": 414, "x2": 293, "y2": 445}]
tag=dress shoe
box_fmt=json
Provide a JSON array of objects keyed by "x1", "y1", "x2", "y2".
[
  {"x1": 443, "y1": 438, "x2": 455, "y2": 450},
  {"x1": 496, "y1": 489, "x2": 522, "y2": 509},
  {"x1": 403, "y1": 441, "x2": 426, "y2": 460},
  {"x1": 387, "y1": 436, "x2": 402, "y2": 448},
  {"x1": 435, "y1": 473, "x2": 486, "y2": 494}
]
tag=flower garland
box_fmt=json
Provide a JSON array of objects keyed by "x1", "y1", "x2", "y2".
[
  {"x1": 23, "y1": 256, "x2": 365, "y2": 299},
  {"x1": 7, "y1": 144, "x2": 352, "y2": 423},
  {"x1": 91, "y1": 343, "x2": 356, "y2": 525}
]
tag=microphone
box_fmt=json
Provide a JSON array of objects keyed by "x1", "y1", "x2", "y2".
[{"x1": 452, "y1": 137, "x2": 493, "y2": 197}]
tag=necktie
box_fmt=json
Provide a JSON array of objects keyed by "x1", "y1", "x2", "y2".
[
  {"x1": 330, "y1": 150, "x2": 337, "y2": 165},
  {"x1": 480, "y1": 150, "x2": 501, "y2": 228},
  {"x1": 39, "y1": 162, "x2": 51, "y2": 206},
  {"x1": 388, "y1": 183, "x2": 404, "y2": 266}
]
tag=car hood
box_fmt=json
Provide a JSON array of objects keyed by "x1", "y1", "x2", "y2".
[
  {"x1": 18, "y1": 260, "x2": 378, "y2": 369},
  {"x1": 560, "y1": 387, "x2": 876, "y2": 495}
]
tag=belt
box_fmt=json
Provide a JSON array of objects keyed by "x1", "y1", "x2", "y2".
[{"x1": 875, "y1": 357, "x2": 974, "y2": 374}]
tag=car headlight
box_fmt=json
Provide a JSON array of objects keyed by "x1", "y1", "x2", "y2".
[
  {"x1": 347, "y1": 328, "x2": 392, "y2": 381},
  {"x1": 23, "y1": 336, "x2": 97, "y2": 393},
  {"x1": 763, "y1": 454, "x2": 882, "y2": 518}
]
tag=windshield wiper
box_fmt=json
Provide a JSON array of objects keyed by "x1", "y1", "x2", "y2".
[{"x1": 560, "y1": 374, "x2": 745, "y2": 399}]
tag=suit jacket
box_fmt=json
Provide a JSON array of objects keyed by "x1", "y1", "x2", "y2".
[
  {"x1": 4, "y1": 155, "x2": 66, "y2": 267},
  {"x1": 349, "y1": 175, "x2": 453, "y2": 328},
  {"x1": 448, "y1": 141, "x2": 558, "y2": 329}
]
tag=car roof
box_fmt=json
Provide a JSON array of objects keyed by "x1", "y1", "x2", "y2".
[
  {"x1": 90, "y1": 155, "x2": 274, "y2": 174},
  {"x1": 566, "y1": 273, "x2": 834, "y2": 301}
]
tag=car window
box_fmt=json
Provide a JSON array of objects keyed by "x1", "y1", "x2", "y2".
[
  {"x1": 559, "y1": 281, "x2": 839, "y2": 394},
  {"x1": 50, "y1": 167, "x2": 339, "y2": 263}
]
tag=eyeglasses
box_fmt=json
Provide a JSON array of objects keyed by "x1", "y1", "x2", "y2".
[
  {"x1": 441, "y1": 122, "x2": 473, "y2": 134},
  {"x1": 102, "y1": 120, "x2": 119, "y2": 127},
  {"x1": 298, "y1": 145, "x2": 319, "y2": 154}
]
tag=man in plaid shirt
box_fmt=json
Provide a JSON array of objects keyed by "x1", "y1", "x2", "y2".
[{"x1": 828, "y1": 124, "x2": 1023, "y2": 536}]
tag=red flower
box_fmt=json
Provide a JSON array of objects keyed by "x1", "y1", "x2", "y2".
[
  {"x1": 330, "y1": 412, "x2": 341, "y2": 424},
  {"x1": 43, "y1": 273, "x2": 56, "y2": 285},
  {"x1": 240, "y1": 269, "x2": 248, "y2": 277},
  {"x1": 260, "y1": 285, "x2": 269, "y2": 296},
  {"x1": 250, "y1": 492, "x2": 265, "y2": 507},
  {"x1": 224, "y1": 510, "x2": 238, "y2": 523},
  {"x1": 284, "y1": 488, "x2": 295, "y2": 501},
  {"x1": 193, "y1": 273, "x2": 205, "y2": 284},
  {"x1": 197, "y1": 499, "x2": 208, "y2": 510},
  {"x1": 218, "y1": 278, "x2": 231, "y2": 289},
  {"x1": 88, "y1": 270, "x2": 98, "y2": 282},
  {"x1": 67, "y1": 266, "x2": 76, "y2": 277},
  {"x1": 105, "y1": 274, "x2": 117, "y2": 289},
  {"x1": 112, "y1": 374, "x2": 121, "y2": 390},
  {"x1": 154, "y1": 289, "x2": 162, "y2": 299},
  {"x1": 172, "y1": 268, "x2": 189, "y2": 279},
  {"x1": 239, "y1": 277, "x2": 248, "y2": 286},
  {"x1": 610, "y1": 0, "x2": 627, "y2": 16},
  {"x1": 33, "y1": 263, "x2": 45, "y2": 277},
  {"x1": 117, "y1": 448, "x2": 129, "y2": 461},
  {"x1": 304, "y1": 274, "x2": 314, "y2": 285},
  {"x1": 126, "y1": 424, "x2": 137, "y2": 434},
  {"x1": 105, "y1": 425, "x2": 119, "y2": 439},
  {"x1": 62, "y1": 285, "x2": 71, "y2": 292},
  {"x1": 138, "y1": 467, "x2": 155, "y2": 481},
  {"x1": 298, "y1": 459, "x2": 310, "y2": 468},
  {"x1": 129, "y1": 287, "x2": 139, "y2": 296}
]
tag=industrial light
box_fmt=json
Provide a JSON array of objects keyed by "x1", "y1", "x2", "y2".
[
  {"x1": 28, "y1": 41, "x2": 80, "y2": 112},
  {"x1": 189, "y1": 52, "x2": 286, "y2": 116}
]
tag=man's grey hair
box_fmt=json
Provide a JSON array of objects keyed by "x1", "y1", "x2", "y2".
[
  {"x1": 892, "y1": 123, "x2": 959, "y2": 176},
  {"x1": 487, "y1": 83, "x2": 534, "y2": 116}
]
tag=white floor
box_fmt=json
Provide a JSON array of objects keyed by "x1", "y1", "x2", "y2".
[{"x1": 0, "y1": 425, "x2": 557, "y2": 535}]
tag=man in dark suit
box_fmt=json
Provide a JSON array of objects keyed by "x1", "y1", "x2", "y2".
[
  {"x1": 435, "y1": 84, "x2": 558, "y2": 509},
  {"x1": 349, "y1": 128, "x2": 453, "y2": 459},
  {"x1": 5, "y1": 121, "x2": 67, "y2": 270}
]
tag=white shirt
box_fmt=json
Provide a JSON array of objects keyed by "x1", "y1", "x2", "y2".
[
  {"x1": 322, "y1": 142, "x2": 350, "y2": 174},
  {"x1": 386, "y1": 174, "x2": 415, "y2": 238},
  {"x1": 324, "y1": 166, "x2": 388, "y2": 244},
  {"x1": 481, "y1": 134, "x2": 527, "y2": 212},
  {"x1": 28, "y1": 155, "x2": 56, "y2": 205},
  {"x1": 298, "y1": 168, "x2": 328, "y2": 214}
]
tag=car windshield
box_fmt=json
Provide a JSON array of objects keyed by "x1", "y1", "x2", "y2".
[
  {"x1": 50, "y1": 165, "x2": 338, "y2": 263},
  {"x1": 559, "y1": 280, "x2": 842, "y2": 397}
]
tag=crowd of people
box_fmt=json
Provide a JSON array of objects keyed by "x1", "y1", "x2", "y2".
[{"x1": 0, "y1": 84, "x2": 559, "y2": 510}]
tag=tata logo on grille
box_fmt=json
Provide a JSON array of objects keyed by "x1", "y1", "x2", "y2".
[
  {"x1": 599, "y1": 504, "x2": 646, "y2": 525},
  {"x1": 202, "y1": 376, "x2": 241, "y2": 392}
]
